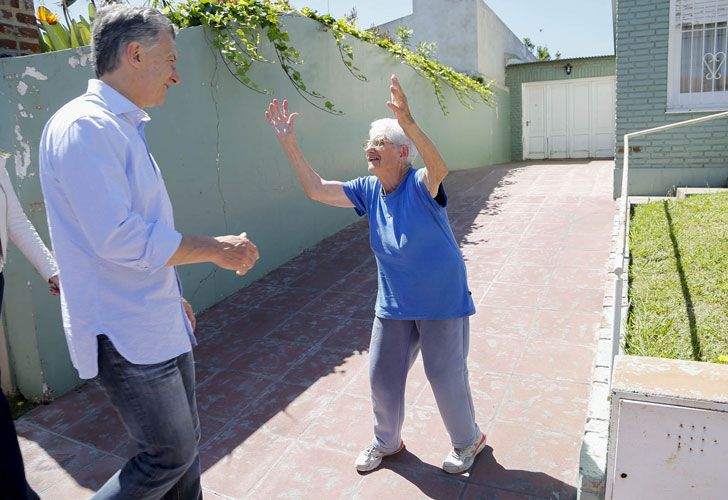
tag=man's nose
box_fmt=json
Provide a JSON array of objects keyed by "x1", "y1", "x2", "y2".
[{"x1": 170, "y1": 69, "x2": 181, "y2": 86}]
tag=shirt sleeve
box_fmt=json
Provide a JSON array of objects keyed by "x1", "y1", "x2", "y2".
[
  {"x1": 414, "y1": 168, "x2": 447, "y2": 209},
  {"x1": 49, "y1": 117, "x2": 181, "y2": 273},
  {"x1": 342, "y1": 176, "x2": 370, "y2": 217}
]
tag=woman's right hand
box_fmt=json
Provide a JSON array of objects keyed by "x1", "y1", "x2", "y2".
[{"x1": 265, "y1": 99, "x2": 298, "y2": 144}]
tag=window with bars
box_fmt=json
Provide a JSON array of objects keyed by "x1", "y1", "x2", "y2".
[{"x1": 668, "y1": 0, "x2": 728, "y2": 110}]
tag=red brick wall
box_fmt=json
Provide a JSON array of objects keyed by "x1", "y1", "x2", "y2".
[{"x1": 0, "y1": 0, "x2": 39, "y2": 57}]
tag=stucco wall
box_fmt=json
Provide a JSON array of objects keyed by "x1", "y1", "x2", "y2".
[
  {"x1": 475, "y1": 1, "x2": 535, "y2": 85},
  {"x1": 505, "y1": 56, "x2": 616, "y2": 161},
  {"x1": 0, "y1": 15, "x2": 510, "y2": 399},
  {"x1": 378, "y1": 0, "x2": 534, "y2": 85},
  {"x1": 615, "y1": 0, "x2": 728, "y2": 197},
  {"x1": 379, "y1": 0, "x2": 479, "y2": 76}
]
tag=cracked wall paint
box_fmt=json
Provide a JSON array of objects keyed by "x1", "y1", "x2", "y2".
[
  {"x1": 16, "y1": 67, "x2": 48, "y2": 97},
  {"x1": 17, "y1": 103, "x2": 32, "y2": 119},
  {"x1": 13, "y1": 125, "x2": 31, "y2": 179},
  {"x1": 21, "y1": 67, "x2": 47, "y2": 81},
  {"x1": 68, "y1": 49, "x2": 92, "y2": 69},
  {"x1": 11, "y1": 67, "x2": 45, "y2": 181}
]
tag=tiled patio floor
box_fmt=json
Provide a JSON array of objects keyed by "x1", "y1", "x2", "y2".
[{"x1": 17, "y1": 160, "x2": 616, "y2": 499}]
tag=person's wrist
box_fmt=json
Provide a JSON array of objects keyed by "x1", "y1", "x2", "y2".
[
  {"x1": 206, "y1": 236, "x2": 225, "y2": 262},
  {"x1": 280, "y1": 135, "x2": 297, "y2": 148},
  {"x1": 399, "y1": 113, "x2": 415, "y2": 126}
]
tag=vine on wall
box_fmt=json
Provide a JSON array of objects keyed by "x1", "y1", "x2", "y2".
[{"x1": 162, "y1": 0, "x2": 494, "y2": 114}]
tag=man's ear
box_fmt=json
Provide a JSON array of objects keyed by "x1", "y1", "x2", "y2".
[{"x1": 126, "y1": 41, "x2": 144, "y2": 68}]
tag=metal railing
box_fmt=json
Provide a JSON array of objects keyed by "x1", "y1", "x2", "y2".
[{"x1": 610, "y1": 110, "x2": 728, "y2": 380}]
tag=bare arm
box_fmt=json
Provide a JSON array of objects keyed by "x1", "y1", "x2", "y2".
[
  {"x1": 165, "y1": 233, "x2": 259, "y2": 276},
  {"x1": 266, "y1": 99, "x2": 353, "y2": 208},
  {"x1": 387, "y1": 75, "x2": 448, "y2": 197}
]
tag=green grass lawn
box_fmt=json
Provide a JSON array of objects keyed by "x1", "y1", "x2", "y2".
[{"x1": 626, "y1": 193, "x2": 728, "y2": 363}]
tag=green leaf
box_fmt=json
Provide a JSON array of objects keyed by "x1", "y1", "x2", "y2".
[
  {"x1": 161, "y1": 0, "x2": 491, "y2": 115},
  {"x1": 42, "y1": 21, "x2": 71, "y2": 51},
  {"x1": 77, "y1": 22, "x2": 91, "y2": 45},
  {"x1": 70, "y1": 20, "x2": 81, "y2": 48},
  {"x1": 38, "y1": 32, "x2": 50, "y2": 52}
]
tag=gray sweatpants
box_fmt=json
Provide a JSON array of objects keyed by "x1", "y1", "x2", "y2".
[{"x1": 369, "y1": 316, "x2": 481, "y2": 452}]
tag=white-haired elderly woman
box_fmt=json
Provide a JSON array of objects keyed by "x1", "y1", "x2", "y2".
[{"x1": 266, "y1": 75, "x2": 485, "y2": 474}]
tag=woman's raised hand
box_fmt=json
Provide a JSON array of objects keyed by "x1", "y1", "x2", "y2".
[
  {"x1": 387, "y1": 74, "x2": 414, "y2": 125},
  {"x1": 265, "y1": 99, "x2": 299, "y2": 144}
]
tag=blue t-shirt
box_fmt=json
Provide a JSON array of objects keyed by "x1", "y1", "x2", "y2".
[{"x1": 343, "y1": 168, "x2": 475, "y2": 320}]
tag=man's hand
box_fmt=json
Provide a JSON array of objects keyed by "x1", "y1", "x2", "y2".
[
  {"x1": 48, "y1": 275, "x2": 60, "y2": 296},
  {"x1": 266, "y1": 99, "x2": 299, "y2": 145},
  {"x1": 211, "y1": 232, "x2": 260, "y2": 276},
  {"x1": 181, "y1": 297, "x2": 196, "y2": 331},
  {"x1": 387, "y1": 74, "x2": 414, "y2": 126}
]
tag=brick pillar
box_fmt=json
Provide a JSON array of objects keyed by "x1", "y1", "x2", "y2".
[{"x1": 0, "y1": 0, "x2": 40, "y2": 57}]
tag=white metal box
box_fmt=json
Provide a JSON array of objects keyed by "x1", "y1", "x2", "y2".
[{"x1": 606, "y1": 356, "x2": 728, "y2": 500}]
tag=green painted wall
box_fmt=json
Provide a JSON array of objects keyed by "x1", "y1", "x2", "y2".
[
  {"x1": 615, "y1": 0, "x2": 728, "y2": 197},
  {"x1": 0, "y1": 17, "x2": 510, "y2": 399},
  {"x1": 505, "y1": 56, "x2": 616, "y2": 161}
]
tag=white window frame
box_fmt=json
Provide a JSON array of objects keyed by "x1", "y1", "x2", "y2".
[{"x1": 667, "y1": 0, "x2": 728, "y2": 112}]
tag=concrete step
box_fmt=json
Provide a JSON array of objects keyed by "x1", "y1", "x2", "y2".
[{"x1": 675, "y1": 187, "x2": 728, "y2": 199}]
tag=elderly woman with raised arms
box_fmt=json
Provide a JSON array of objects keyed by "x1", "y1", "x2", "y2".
[{"x1": 266, "y1": 75, "x2": 486, "y2": 474}]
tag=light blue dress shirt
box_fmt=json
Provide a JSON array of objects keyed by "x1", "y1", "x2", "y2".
[{"x1": 39, "y1": 79, "x2": 194, "y2": 379}]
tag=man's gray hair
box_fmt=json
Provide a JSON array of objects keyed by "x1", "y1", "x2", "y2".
[{"x1": 91, "y1": 4, "x2": 175, "y2": 78}]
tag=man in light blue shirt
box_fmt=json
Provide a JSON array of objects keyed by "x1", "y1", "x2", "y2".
[{"x1": 39, "y1": 5, "x2": 259, "y2": 499}]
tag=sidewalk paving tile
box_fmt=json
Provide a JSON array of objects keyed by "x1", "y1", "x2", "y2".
[{"x1": 18, "y1": 160, "x2": 615, "y2": 499}]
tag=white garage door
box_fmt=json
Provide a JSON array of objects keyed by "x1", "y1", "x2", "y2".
[{"x1": 523, "y1": 76, "x2": 615, "y2": 159}]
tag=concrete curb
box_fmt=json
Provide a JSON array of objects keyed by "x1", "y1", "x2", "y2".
[{"x1": 577, "y1": 200, "x2": 626, "y2": 500}]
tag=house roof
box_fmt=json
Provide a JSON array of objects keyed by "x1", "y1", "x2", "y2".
[{"x1": 505, "y1": 54, "x2": 615, "y2": 67}]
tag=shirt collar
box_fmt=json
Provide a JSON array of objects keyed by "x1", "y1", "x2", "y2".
[{"x1": 86, "y1": 79, "x2": 151, "y2": 127}]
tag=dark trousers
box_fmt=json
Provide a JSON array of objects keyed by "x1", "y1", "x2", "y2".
[
  {"x1": 93, "y1": 336, "x2": 201, "y2": 500},
  {"x1": 0, "y1": 273, "x2": 36, "y2": 500}
]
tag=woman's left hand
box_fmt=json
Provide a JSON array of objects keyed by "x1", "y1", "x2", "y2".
[
  {"x1": 48, "y1": 275, "x2": 59, "y2": 296},
  {"x1": 387, "y1": 74, "x2": 414, "y2": 125},
  {"x1": 182, "y1": 297, "x2": 196, "y2": 331}
]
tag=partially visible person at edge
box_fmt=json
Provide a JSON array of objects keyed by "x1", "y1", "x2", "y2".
[
  {"x1": 0, "y1": 153, "x2": 59, "y2": 500},
  {"x1": 265, "y1": 75, "x2": 486, "y2": 474},
  {"x1": 38, "y1": 5, "x2": 259, "y2": 499}
]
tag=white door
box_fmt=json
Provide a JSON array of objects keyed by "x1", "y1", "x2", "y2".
[
  {"x1": 592, "y1": 79, "x2": 616, "y2": 157},
  {"x1": 548, "y1": 85, "x2": 569, "y2": 158},
  {"x1": 524, "y1": 86, "x2": 546, "y2": 159},
  {"x1": 570, "y1": 82, "x2": 592, "y2": 158},
  {"x1": 523, "y1": 76, "x2": 615, "y2": 159}
]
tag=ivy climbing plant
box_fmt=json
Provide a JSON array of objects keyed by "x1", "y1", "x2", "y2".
[{"x1": 161, "y1": 0, "x2": 494, "y2": 115}]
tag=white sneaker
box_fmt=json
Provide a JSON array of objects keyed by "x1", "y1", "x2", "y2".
[
  {"x1": 442, "y1": 432, "x2": 487, "y2": 474},
  {"x1": 354, "y1": 440, "x2": 405, "y2": 472}
]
